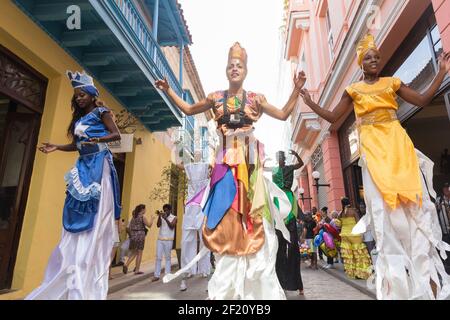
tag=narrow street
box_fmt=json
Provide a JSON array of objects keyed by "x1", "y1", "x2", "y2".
[{"x1": 108, "y1": 263, "x2": 373, "y2": 300}]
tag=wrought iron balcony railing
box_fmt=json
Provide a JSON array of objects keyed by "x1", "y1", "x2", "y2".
[{"x1": 110, "y1": 0, "x2": 184, "y2": 98}]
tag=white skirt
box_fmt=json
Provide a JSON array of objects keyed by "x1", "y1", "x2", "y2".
[
  {"x1": 26, "y1": 159, "x2": 115, "y2": 300},
  {"x1": 207, "y1": 218, "x2": 286, "y2": 300},
  {"x1": 163, "y1": 170, "x2": 289, "y2": 300},
  {"x1": 354, "y1": 150, "x2": 450, "y2": 300}
]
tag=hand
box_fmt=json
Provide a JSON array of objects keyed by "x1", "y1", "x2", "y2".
[
  {"x1": 254, "y1": 95, "x2": 267, "y2": 107},
  {"x1": 155, "y1": 78, "x2": 170, "y2": 92},
  {"x1": 289, "y1": 149, "x2": 299, "y2": 157},
  {"x1": 81, "y1": 139, "x2": 97, "y2": 146},
  {"x1": 294, "y1": 71, "x2": 307, "y2": 90},
  {"x1": 87, "y1": 137, "x2": 100, "y2": 144},
  {"x1": 299, "y1": 88, "x2": 314, "y2": 106},
  {"x1": 438, "y1": 52, "x2": 450, "y2": 74},
  {"x1": 38, "y1": 142, "x2": 58, "y2": 154}
]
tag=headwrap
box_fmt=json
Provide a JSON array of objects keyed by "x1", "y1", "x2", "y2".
[
  {"x1": 228, "y1": 42, "x2": 248, "y2": 66},
  {"x1": 356, "y1": 34, "x2": 379, "y2": 66},
  {"x1": 66, "y1": 70, "x2": 99, "y2": 97}
]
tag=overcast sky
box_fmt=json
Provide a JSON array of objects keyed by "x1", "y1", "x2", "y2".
[{"x1": 178, "y1": 0, "x2": 291, "y2": 159}]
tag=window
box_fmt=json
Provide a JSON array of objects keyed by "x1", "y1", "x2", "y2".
[
  {"x1": 201, "y1": 126, "x2": 209, "y2": 162},
  {"x1": 326, "y1": 9, "x2": 334, "y2": 61},
  {"x1": 431, "y1": 24, "x2": 443, "y2": 59},
  {"x1": 381, "y1": 6, "x2": 442, "y2": 120}
]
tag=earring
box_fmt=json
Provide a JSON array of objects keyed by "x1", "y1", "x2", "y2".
[{"x1": 361, "y1": 66, "x2": 365, "y2": 80}]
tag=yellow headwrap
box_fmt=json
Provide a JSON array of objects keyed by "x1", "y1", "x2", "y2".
[
  {"x1": 356, "y1": 34, "x2": 379, "y2": 66},
  {"x1": 228, "y1": 42, "x2": 248, "y2": 66}
]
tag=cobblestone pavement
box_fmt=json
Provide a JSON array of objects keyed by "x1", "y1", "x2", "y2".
[{"x1": 108, "y1": 262, "x2": 373, "y2": 300}]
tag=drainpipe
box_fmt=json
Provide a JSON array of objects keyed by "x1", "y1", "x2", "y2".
[
  {"x1": 152, "y1": 0, "x2": 159, "y2": 41},
  {"x1": 152, "y1": 0, "x2": 159, "y2": 61},
  {"x1": 179, "y1": 42, "x2": 184, "y2": 94}
]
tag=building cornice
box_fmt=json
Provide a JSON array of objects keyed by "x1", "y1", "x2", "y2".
[
  {"x1": 301, "y1": 0, "x2": 408, "y2": 153},
  {"x1": 285, "y1": 10, "x2": 311, "y2": 60}
]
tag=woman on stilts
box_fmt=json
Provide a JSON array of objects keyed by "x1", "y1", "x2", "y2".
[
  {"x1": 27, "y1": 71, "x2": 122, "y2": 300},
  {"x1": 157, "y1": 42, "x2": 306, "y2": 299},
  {"x1": 299, "y1": 34, "x2": 450, "y2": 300}
]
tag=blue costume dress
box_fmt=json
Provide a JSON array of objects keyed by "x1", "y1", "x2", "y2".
[{"x1": 27, "y1": 106, "x2": 121, "y2": 300}]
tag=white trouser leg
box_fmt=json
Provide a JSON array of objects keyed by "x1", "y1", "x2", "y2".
[
  {"x1": 162, "y1": 240, "x2": 173, "y2": 274},
  {"x1": 154, "y1": 240, "x2": 164, "y2": 277},
  {"x1": 197, "y1": 229, "x2": 211, "y2": 275},
  {"x1": 181, "y1": 229, "x2": 197, "y2": 275}
]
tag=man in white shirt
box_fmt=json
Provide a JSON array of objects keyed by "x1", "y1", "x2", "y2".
[{"x1": 152, "y1": 204, "x2": 177, "y2": 282}]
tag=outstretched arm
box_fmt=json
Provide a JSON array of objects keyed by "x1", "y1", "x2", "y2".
[
  {"x1": 397, "y1": 52, "x2": 450, "y2": 107},
  {"x1": 39, "y1": 140, "x2": 77, "y2": 153},
  {"x1": 258, "y1": 71, "x2": 306, "y2": 121},
  {"x1": 156, "y1": 78, "x2": 214, "y2": 116},
  {"x1": 300, "y1": 89, "x2": 353, "y2": 124}
]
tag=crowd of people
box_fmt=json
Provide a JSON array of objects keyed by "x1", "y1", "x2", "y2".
[
  {"x1": 26, "y1": 33, "x2": 450, "y2": 300},
  {"x1": 297, "y1": 200, "x2": 375, "y2": 281}
]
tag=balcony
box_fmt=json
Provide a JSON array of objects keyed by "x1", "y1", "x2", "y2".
[
  {"x1": 285, "y1": 9, "x2": 310, "y2": 60},
  {"x1": 13, "y1": 0, "x2": 192, "y2": 132},
  {"x1": 292, "y1": 112, "x2": 321, "y2": 148}
]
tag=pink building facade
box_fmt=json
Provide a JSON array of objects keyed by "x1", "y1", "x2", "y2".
[{"x1": 284, "y1": 0, "x2": 450, "y2": 213}]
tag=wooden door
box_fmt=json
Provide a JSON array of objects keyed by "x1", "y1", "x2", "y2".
[{"x1": 0, "y1": 112, "x2": 40, "y2": 289}]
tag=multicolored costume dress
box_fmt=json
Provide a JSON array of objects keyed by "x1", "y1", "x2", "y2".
[
  {"x1": 164, "y1": 90, "x2": 292, "y2": 300},
  {"x1": 26, "y1": 104, "x2": 121, "y2": 300},
  {"x1": 347, "y1": 76, "x2": 450, "y2": 299},
  {"x1": 339, "y1": 213, "x2": 372, "y2": 279}
]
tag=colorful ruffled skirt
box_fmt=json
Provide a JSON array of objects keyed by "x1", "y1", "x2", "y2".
[
  {"x1": 163, "y1": 130, "x2": 293, "y2": 300},
  {"x1": 340, "y1": 217, "x2": 372, "y2": 280}
]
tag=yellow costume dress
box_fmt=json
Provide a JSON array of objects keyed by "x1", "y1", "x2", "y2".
[
  {"x1": 346, "y1": 77, "x2": 450, "y2": 300},
  {"x1": 339, "y1": 215, "x2": 372, "y2": 280}
]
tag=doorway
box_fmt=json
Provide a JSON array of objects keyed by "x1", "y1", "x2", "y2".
[
  {"x1": 0, "y1": 96, "x2": 41, "y2": 289},
  {"x1": 0, "y1": 46, "x2": 46, "y2": 290}
]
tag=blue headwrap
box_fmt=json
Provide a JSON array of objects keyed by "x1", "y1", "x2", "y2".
[{"x1": 66, "y1": 70, "x2": 99, "y2": 97}]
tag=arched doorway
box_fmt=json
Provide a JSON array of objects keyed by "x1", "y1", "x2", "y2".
[{"x1": 0, "y1": 45, "x2": 47, "y2": 290}]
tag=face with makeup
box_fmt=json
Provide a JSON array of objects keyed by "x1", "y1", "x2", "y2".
[
  {"x1": 74, "y1": 88, "x2": 95, "y2": 109},
  {"x1": 226, "y1": 58, "x2": 247, "y2": 85},
  {"x1": 361, "y1": 49, "x2": 381, "y2": 77}
]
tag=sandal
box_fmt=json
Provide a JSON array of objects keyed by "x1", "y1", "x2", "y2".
[
  {"x1": 134, "y1": 271, "x2": 144, "y2": 275},
  {"x1": 122, "y1": 265, "x2": 128, "y2": 274}
]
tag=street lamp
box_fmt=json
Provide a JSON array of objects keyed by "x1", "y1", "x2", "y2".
[
  {"x1": 312, "y1": 171, "x2": 330, "y2": 193},
  {"x1": 298, "y1": 187, "x2": 312, "y2": 205}
]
